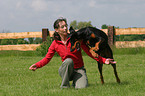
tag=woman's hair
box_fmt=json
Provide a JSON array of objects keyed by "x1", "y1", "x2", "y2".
[{"x1": 53, "y1": 17, "x2": 67, "y2": 40}]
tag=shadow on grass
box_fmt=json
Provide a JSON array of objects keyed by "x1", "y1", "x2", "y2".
[
  {"x1": 89, "y1": 81, "x2": 130, "y2": 87},
  {"x1": 103, "y1": 81, "x2": 130, "y2": 86}
]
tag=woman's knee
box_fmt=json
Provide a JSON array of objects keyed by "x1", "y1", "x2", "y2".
[
  {"x1": 59, "y1": 58, "x2": 74, "y2": 73},
  {"x1": 64, "y1": 58, "x2": 74, "y2": 67},
  {"x1": 75, "y1": 79, "x2": 88, "y2": 89},
  {"x1": 73, "y1": 69, "x2": 88, "y2": 89}
]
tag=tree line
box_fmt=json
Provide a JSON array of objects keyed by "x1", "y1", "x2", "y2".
[{"x1": 0, "y1": 38, "x2": 42, "y2": 45}]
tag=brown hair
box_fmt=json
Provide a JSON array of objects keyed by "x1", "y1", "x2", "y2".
[{"x1": 53, "y1": 17, "x2": 67, "y2": 40}]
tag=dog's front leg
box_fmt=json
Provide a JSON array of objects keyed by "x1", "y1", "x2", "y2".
[{"x1": 89, "y1": 48, "x2": 98, "y2": 58}]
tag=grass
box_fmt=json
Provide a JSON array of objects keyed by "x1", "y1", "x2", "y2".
[
  {"x1": 0, "y1": 49, "x2": 145, "y2": 96},
  {"x1": 112, "y1": 47, "x2": 145, "y2": 55}
]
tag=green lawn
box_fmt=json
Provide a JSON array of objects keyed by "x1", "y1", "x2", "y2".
[{"x1": 0, "y1": 51, "x2": 145, "y2": 96}]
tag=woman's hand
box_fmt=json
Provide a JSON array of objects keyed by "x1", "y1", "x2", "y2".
[
  {"x1": 29, "y1": 64, "x2": 37, "y2": 71},
  {"x1": 105, "y1": 59, "x2": 117, "y2": 65}
]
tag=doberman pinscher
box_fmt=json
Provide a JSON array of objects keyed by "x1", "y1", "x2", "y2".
[{"x1": 69, "y1": 26, "x2": 120, "y2": 84}]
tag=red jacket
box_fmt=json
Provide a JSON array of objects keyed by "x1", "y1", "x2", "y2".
[{"x1": 35, "y1": 38, "x2": 106, "y2": 69}]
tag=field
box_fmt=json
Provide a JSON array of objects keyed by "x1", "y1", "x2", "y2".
[{"x1": 0, "y1": 49, "x2": 145, "y2": 96}]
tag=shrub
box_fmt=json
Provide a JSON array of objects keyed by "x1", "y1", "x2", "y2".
[
  {"x1": 17, "y1": 39, "x2": 29, "y2": 44},
  {"x1": 1, "y1": 39, "x2": 10, "y2": 45},
  {"x1": 36, "y1": 36, "x2": 53, "y2": 56}
]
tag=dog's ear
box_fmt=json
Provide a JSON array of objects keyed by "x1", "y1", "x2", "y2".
[{"x1": 69, "y1": 26, "x2": 75, "y2": 34}]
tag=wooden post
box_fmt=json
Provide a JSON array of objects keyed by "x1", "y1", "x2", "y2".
[
  {"x1": 108, "y1": 26, "x2": 115, "y2": 46},
  {"x1": 42, "y1": 28, "x2": 49, "y2": 42}
]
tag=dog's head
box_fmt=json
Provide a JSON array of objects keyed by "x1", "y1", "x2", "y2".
[{"x1": 69, "y1": 27, "x2": 81, "y2": 52}]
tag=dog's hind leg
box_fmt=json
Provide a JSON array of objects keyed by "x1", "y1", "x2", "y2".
[
  {"x1": 111, "y1": 64, "x2": 121, "y2": 83},
  {"x1": 103, "y1": 45, "x2": 120, "y2": 83},
  {"x1": 97, "y1": 62, "x2": 104, "y2": 84}
]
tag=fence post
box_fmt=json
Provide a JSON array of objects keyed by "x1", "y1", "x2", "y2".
[
  {"x1": 108, "y1": 26, "x2": 115, "y2": 46},
  {"x1": 42, "y1": 28, "x2": 49, "y2": 42}
]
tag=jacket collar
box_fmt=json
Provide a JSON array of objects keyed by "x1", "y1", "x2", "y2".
[{"x1": 55, "y1": 37, "x2": 70, "y2": 45}]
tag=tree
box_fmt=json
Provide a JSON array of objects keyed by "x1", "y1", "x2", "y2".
[
  {"x1": 70, "y1": 20, "x2": 93, "y2": 30},
  {"x1": 77, "y1": 21, "x2": 93, "y2": 29},
  {"x1": 70, "y1": 20, "x2": 77, "y2": 30},
  {"x1": 101, "y1": 24, "x2": 119, "y2": 29},
  {"x1": 101, "y1": 24, "x2": 108, "y2": 29}
]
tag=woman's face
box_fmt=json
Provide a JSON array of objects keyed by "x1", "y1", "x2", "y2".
[{"x1": 55, "y1": 21, "x2": 68, "y2": 37}]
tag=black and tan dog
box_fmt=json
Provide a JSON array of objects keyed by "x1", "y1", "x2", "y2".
[{"x1": 69, "y1": 26, "x2": 120, "y2": 84}]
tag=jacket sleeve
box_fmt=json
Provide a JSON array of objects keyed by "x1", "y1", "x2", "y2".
[
  {"x1": 81, "y1": 41, "x2": 106, "y2": 64},
  {"x1": 35, "y1": 41, "x2": 56, "y2": 68}
]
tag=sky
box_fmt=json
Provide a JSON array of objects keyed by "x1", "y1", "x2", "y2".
[{"x1": 0, "y1": 0, "x2": 145, "y2": 33}]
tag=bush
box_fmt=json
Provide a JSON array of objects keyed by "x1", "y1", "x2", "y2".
[
  {"x1": 33, "y1": 38, "x2": 42, "y2": 44},
  {"x1": 1, "y1": 39, "x2": 10, "y2": 45},
  {"x1": 36, "y1": 36, "x2": 54, "y2": 56},
  {"x1": 0, "y1": 39, "x2": 29, "y2": 45},
  {"x1": 17, "y1": 39, "x2": 29, "y2": 44}
]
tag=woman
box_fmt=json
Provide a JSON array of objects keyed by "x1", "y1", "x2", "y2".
[{"x1": 29, "y1": 18, "x2": 116, "y2": 89}]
